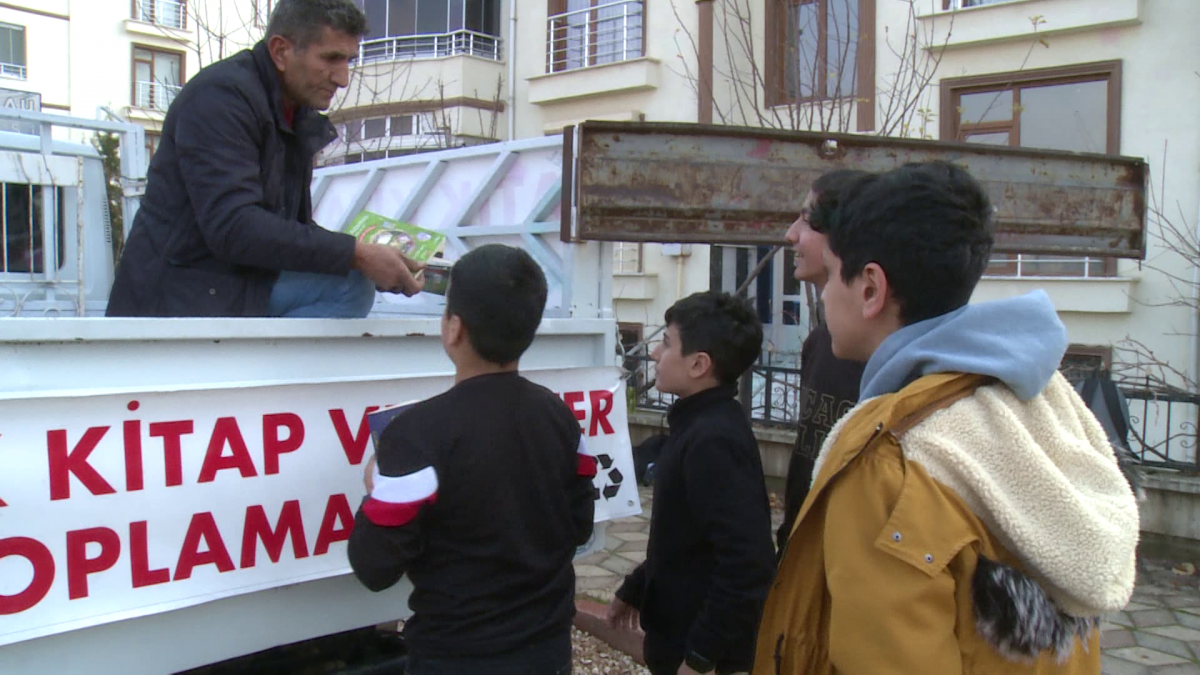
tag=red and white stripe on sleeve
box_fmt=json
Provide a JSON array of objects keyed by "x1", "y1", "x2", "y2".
[
  {"x1": 363, "y1": 465, "x2": 439, "y2": 527},
  {"x1": 576, "y1": 435, "x2": 598, "y2": 478}
]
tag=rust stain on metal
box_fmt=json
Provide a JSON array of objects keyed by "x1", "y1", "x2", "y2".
[{"x1": 569, "y1": 122, "x2": 1147, "y2": 258}]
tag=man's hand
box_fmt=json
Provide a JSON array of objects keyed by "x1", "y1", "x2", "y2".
[
  {"x1": 363, "y1": 455, "x2": 376, "y2": 493},
  {"x1": 605, "y1": 596, "x2": 640, "y2": 632},
  {"x1": 676, "y1": 665, "x2": 702, "y2": 675},
  {"x1": 354, "y1": 242, "x2": 424, "y2": 296}
]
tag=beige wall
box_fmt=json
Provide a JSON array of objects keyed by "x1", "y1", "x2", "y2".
[{"x1": 907, "y1": 0, "x2": 1200, "y2": 387}]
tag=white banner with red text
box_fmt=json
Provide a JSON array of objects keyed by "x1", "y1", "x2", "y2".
[{"x1": 0, "y1": 367, "x2": 639, "y2": 646}]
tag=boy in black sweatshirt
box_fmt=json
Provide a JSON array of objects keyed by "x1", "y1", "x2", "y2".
[
  {"x1": 347, "y1": 244, "x2": 595, "y2": 675},
  {"x1": 608, "y1": 291, "x2": 776, "y2": 675}
]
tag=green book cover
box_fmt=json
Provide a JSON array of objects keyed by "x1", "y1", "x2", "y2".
[{"x1": 344, "y1": 211, "x2": 446, "y2": 263}]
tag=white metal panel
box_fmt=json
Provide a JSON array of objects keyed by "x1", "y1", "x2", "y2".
[{"x1": 311, "y1": 137, "x2": 610, "y2": 319}]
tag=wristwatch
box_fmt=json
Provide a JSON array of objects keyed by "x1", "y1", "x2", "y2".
[{"x1": 684, "y1": 650, "x2": 716, "y2": 673}]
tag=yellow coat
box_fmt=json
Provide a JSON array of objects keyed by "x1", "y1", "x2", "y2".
[{"x1": 753, "y1": 372, "x2": 1139, "y2": 675}]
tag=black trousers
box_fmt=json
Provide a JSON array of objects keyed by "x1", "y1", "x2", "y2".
[{"x1": 404, "y1": 629, "x2": 572, "y2": 675}]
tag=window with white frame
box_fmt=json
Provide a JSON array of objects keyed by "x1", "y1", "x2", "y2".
[
  {"x1": 344, "y1": 114, "x2": 419, "y2": 143},
  {"x1": 0, "y1": 24, "x2": 26, "y2": 80},
  {"x1": 943, "y1": 0, "x2": 1014, "y2": 8},
  {"x1": 546, "y1": 0, "x2": 645, "y2": 73},
  {"x1": 133, "y1": 0, "x2": 188, "y2": 30},
  {"x1": 133, "y1": 47, "x2": 184, "y2": 112},
  {"x1": 613, "y1": 242, "x2": 642, "y2": 273}
]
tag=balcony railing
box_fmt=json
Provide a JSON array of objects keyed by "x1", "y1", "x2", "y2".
[
  {"x1": 135, "y1": 81, "x2": 182, "y2": 112},
  {"x1": 356, "y1": 30, "x2": 501, "y2": 65},
  {"x1": 134, "y1": 0, "x2": 187, "y2": 30},
  {"x1": 0, "y1": 63, "x2": 25, "y2": 80},
  {"x1": 546, "y1": 0, "x2": 644, "y2": 73}
]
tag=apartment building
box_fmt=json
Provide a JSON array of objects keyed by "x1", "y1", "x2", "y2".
[
  {"x1": 4, "y1": 0, "x2": 1196, "y2": 405},
  {"x1": 0, "y1": 0, "x2": 265, "y2": 155}
]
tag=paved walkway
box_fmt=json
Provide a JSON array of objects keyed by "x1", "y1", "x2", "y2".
[{"x1": 575, "y1": 488, "x2": 1200, "y2": 674}]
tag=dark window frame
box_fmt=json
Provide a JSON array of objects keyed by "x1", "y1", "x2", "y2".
[
  {"x1": 764, "y1": 0, "x2": 876, "y2": 130},
  {"x1": 131, "y1": 43, "x2": 187, "y2": 111},
  {"x1": 941, "y1": 60, "x2": 1122, "y2": 277}
]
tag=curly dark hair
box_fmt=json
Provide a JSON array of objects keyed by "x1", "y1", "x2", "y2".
[{"x1": 664, "y1": 291, "x2": 763, "y2": 384}]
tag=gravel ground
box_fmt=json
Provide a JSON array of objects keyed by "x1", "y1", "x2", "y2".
[{"x1": 571, "y1": 627, "x2": 649, "y2": 674}]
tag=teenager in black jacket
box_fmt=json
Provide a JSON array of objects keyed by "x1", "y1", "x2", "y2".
[
  {"x1": 776, "y1": 170, "x2": 869, "y2": 552},
  {"x1": 609, "y1": 292, "x2": 775, "y2": 675}
]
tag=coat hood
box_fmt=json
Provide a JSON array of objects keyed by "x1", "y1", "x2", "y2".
[
  {"x1": 902, "y1": 373, "x2": 1140, "y2": 618},
  {"x1": 861, "y1": 291, "x2": 1068, "y2": 401}
]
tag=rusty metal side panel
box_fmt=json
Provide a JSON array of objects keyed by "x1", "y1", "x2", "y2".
[{"x1": 571, "y1": 122, "x2": 1146, "y2": 258}]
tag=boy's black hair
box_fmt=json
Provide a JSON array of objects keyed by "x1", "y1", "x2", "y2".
[
  {"x1": 807, "y1": 169, "x2": 872, "y2": 234},
  {"x1": 266, "y1": 0, "x2": 368, "y2": 50},
  {"x1": 664, "y1": 291, "x2": 763, "y2": 384},
  {"x1": 827, "y1": 161, "x2": 995, "y2": 325},
  {"x1": 445, "y1": 244, "x2": 548, "y2": 365}
]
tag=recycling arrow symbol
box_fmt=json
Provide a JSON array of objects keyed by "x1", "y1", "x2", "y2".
[{"x1": 592, "y1": 453, "x2": 623, "y2": 501}]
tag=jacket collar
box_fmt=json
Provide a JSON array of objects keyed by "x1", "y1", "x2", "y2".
[
  {"x1": 798, "y1": 372, "x2": 993, "y2": 531},
  {"x1": 667, "y1": 383, "x2": 739, "y2": 433},
  {"x1": 251, "y1": 41, "x2": 338, "y2": 156}
]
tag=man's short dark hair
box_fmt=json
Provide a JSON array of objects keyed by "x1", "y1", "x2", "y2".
[
  {"x1": 828, "y1": 161, "x2": 995, "y2": 325},
  {"x1": 808, "y1": 169, "x2": 871, "y2": 234},
  {"x1": 266, "y1": 0, "x2": 367, "y2": 49},
  {"x1": 446, "y1": 244, "x2": 548, "y2": 365},
  {"x1": 664, "y1": 291, "x2": 763, "y2": 384}
]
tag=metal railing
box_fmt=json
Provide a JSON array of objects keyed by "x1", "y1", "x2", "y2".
[
  {"x1": 1122, "y1": 382, "x2": 1200, "y2": 470},
  {"x1": 546, "y1": 0, "x2": 644, "y2": 73},
  {"x1": 984, "y1": 254, "x2": 1111, "y2": 278},
  {"x1": 0, "y1": 108, "x2": 147, "y2": 317},
  {"x1": 134, "y1": 0, "x2": 187, "y2": 29},
  {"x1": 628, "y1": 353, "x2": 804, "y2": 427},
  {"x1": 0, "y1": 62, "x2": 24, "y2": 79},
  {"x1": 135, "y1": 81, "x2": 182, "y2": 112},
  {"x1": 357, "y1": 30, "x2": 502, "y2": 64}
]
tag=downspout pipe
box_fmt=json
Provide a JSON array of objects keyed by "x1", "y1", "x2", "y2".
[
  {"x1": 508, "y1": 0, "x2": 517, "y2": 140},
  {"x1": 696, "y1": 0, "x2": 714, "y2": 125},
  {"x1": 1193, "y1": 192, "x2": 1200, "y2": 387}
]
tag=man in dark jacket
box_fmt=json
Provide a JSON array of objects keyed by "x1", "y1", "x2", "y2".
[{"x1": 107, "y1": 0, "x2": 421, "y2": 318}]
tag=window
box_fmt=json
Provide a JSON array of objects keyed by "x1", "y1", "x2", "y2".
[
  {"x1": 133, "y1": 47, "x2": 184, "y2": 112},
  {"x1": 942, "y1": 61, "x2": 1122, "y2": 277},
  {"x1": 767, "y1": 0, "x2": 867, "y2": 105},
  {"x1": 133, "y1": 0, "x2": 188, "y2": 30},
  {"x1": 2, "y1": 184, "x2": 65, "y2": 275},
  {"x1": 0, "y1": 24, "x2": 26, "y2": 80},
  {"x1": 353, "y1": 0, "x2": 503, "y2": 61},
  {"x1": 1060, "y1": 345, "x2": 1112, "y2": 384},
  {"x1": 613, "y1": 242, "x2": 642, "y2": 273},
  {"x1": 344, "y1": 115, "x2": 419, "y2": 143},
  {"x1": 145, "y1": 132, "x2": 161, "y2": 168},
  {"x1": 943, "y1": 0, "x2": 1015, "y2": 9},
  {"x1": 254, "y1": 0, "x2": 274, "y2": 28},
  {"x1": 355, "y1": 0, "x2": 500, "y2": 39},
  {"x1": 547, "y1": 0, "x2": 644, "y2": 73}
]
